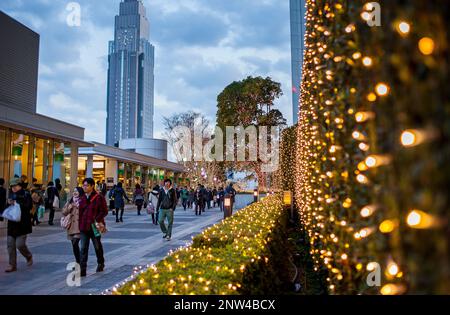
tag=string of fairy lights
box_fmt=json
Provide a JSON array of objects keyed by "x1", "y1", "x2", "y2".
[
  {"x1": 108, "y1": 195, "x2": 284, "y2": 295},
  {"x1": 293, "y1": 0, "x2": 447, "y2": 294}
]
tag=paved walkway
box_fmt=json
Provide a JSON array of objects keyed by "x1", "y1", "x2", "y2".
[{"x1": 0, "y1": 194, "x2": 254, "y2": 295}]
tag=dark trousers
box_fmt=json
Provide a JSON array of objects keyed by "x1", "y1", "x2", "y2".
[
  {"x1": 201, "y1": 201, "x2": 206, "y2": 212},
  {"x1": 195, "y1": 202, "x2": 203, "y2": 215},
  {"x1": 80, "y1": 230, "x2": 104, "y2": 272},
  {"x1": 7, "y1": 235, "x2": 32, "y2": 268},
  {"x1": 137, "y1": 204, "x2": 143, "y2": 215},
  {"x1": 32, "y1": 211, "x2": 40, "y2": 225},
  {"x1": 182, "y1": 199, "x2": 188, "y2": 210},
  {"x1": 207, "y1": 200, "x2": 211, "y2": 209},
  {"x1": 115, "y1": 207, "x2": 124, "y2": 221},
  {"x1": 151, "y1": 213, "x2": 157, "y2": 225},
  {"x1": 48, "y1": 206, "x2": 55, "y2": 224},
  {"x1": 71, "y1": 238, "x2": 81, "y2": 264},
  {"x1": 218, "y1": 200, "x2": 223, "y2": 212}
]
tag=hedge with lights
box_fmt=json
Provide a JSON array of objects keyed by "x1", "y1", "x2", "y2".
[
  {"x1": 295, "y1": 0, "x2": 449, "y2": 294},
  {"x1": 115, "y1": 194, "x2": 293, "y2": 295},
  {"x1": 276, "y1": 125, "x2": 298, "y2": 193}
]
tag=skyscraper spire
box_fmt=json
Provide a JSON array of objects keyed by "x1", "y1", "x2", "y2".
[{"x1": 106, "y1": 0, "x2": 155, "y2": 146}]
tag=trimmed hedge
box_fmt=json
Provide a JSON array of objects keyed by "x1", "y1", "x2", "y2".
[{"x1": 115, "y1": 194, "x2": 290, "y2": 295}]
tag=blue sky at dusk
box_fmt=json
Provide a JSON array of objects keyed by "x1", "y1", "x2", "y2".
[{"x1": 0, "y1": 0, "x2": 293, "y2": 150}]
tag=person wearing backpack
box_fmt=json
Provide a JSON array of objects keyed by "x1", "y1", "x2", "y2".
[
  {"x1": 62, "y1": 187, "x2": 84, "y2": 265},
  {"x1": 156, "y1": 179, "x2": 177, "y2": 241},
  {"x1": 5, "y1": 178, "x2": 33, "y2": 273},
  {"x1": 78, "y1": 178, "x2": 108, "y2": 277}
]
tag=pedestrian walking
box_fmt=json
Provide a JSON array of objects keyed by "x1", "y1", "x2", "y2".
[
  {"x1": 108, "y1": 185, "x2": 116, "y2": 215},
  {"x1": 31, "y1": 187, "x2": 44, "y2": 226},
  {"x1": 218, "y1": 187, "x2": 225, "y2": 212},
  {"x1": 45, "y1": 181, "x2": 59, "y2": 225},
  {"x1": 156, "y1": 179, "x2": 177, "y2": 241},
  {"x1": 194, "y1": 184, "x2": 204, "y2": 216},
  {"x1": 55, "y1": 178, "x2": 64, "y2": 206},
  {"x1": 188, "y1": 188, "x2": 195, "y2": 209},
  {"x1": 111, "y1": 182, "x2": 130, "y2": 222},
  {"x1": 62, "y1": 187, "x2": 84, "y2": 264},
  {"x1": 4, "y1": 178, "x2": 33, "y2": 273},
  {"x1": 78, "y1": 178, "x2": 108, "y2": 277},
  {"x1": 181, "y1": 186, "x2": 189, "y2": 210},
  {"x1": 225, "y1": 183, "x2": 237, "y2": 214},
  {"x1": 19, "y1": 175, "x2": 29, "y2": 191},
  {"x1": 201, "y1": 185, "x2": 208, "y2": 212},
  {"x1": 100, "y1": 180, "x2": 107, "y2": 198},
  {"x1": 0, "y1": 178, "x2": 6, "y2": 222},
  {"x1": 148, "y1": 185, "x2": 160, "y2": 225},
  {"x1": 133, "y1": 184, "x2": 145, "y2": 216},
  {"x1": 212, "y1": 187, "x2": 218, "y2": 208}
]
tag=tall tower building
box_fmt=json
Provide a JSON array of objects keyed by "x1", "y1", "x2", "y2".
[
  {"x1": 106, "y1": 0, "x2": 155, "y2": 147},
  {"x1": 290, "y1": 0, "x2": 306, "y2": 125}
]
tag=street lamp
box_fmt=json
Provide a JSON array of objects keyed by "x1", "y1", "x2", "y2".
[
  {"x1": 283, "y1": 191, "x2": 294, "y2": 220},
  {"x1": 224, "y1": 196, "x2": 232, "y2": 219},
  {"x1": 253, "y1": 189, "x2": 258, "y2": 203}
]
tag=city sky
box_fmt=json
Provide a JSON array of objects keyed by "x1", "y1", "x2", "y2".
[{"x1": 1, "y1": 0, "x2": 292, "y2": 157}]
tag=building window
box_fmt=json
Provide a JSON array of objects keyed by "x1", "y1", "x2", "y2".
[
  {"x1": 10, "y1": 133, "x2": 31, "y2": 179},
  {"x1": 33, "y1": 137, "x2": 51, "y2": 185}
]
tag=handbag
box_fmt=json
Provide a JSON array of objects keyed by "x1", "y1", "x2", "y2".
[
  {"x1": 38, "y1": 205, "x2": 45, "y2": 219},
  {"x1": 60, "y1": 213, "x2": 72, "y2": 229},
  {"x1": 2, "y1": 203, "x2": 21, "y2": 222},
  {"x1": 147, "y1": 201, "x2": 155, "y2": 214}
]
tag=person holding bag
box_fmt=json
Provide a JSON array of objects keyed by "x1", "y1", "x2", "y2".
[
  {"x1": 61, "y1": 187, "x2": 84, "y2": 265},
  {"x1": 45, "y1": 181, "x2": 59, "y2": 226},
  {"x1": 78, "y1": 178, "x2": 108, "y2": 277},
  {"x1": 4, "y1": 178, "x2": 33, "y2": 273},
  {"x1": 148, "y1": 185, "x2": 160, "y2": 225}
]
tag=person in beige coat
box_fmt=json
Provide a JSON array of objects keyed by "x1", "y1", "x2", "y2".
[{"x1": 62, "y1": 187, "x2": 84, "y2": 264}]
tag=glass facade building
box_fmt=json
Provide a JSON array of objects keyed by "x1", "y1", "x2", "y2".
[
  {"x1": 290, "y1": 0, "x2": 306, "y2": 124},
  {"x1": 106, "y1": 0, "x2": 155, "y2": 146}
]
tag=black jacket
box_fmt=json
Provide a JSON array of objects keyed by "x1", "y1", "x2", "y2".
[
  {"x1": 7, "y1": 188, "x2": 33, "y2": 237},
  {"x1": 157, "y1": 188, "x2": 177, "y2": 211},
  {"x1": 194, "y1": 188, "x2": 205, "y2": 203},
  {"x1": 0, "y1": 186, "x2": 6, "y2": 213},
  {"x1": 45, "y1": 186, "x2": 59, "y2": 208}
]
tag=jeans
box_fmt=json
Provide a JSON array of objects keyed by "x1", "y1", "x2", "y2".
[
  {"x1": 159, "y1": 208, "x2": 174, "y2": 238},
  {"x1": 182, "y1": 199, "x2": 188, "y2": 210},
  {"x1": 7, "y1": 235, "x2": 32, "y2": 268},
  {"x1": 80, "y1": 230, "x2": 104, "y2": 272}
]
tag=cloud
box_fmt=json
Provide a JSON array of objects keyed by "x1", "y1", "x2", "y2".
[{"x1": 1, "y1": 0, "x2": 293, "y2": 159}]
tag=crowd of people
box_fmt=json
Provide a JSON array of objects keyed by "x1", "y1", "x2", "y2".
[{"x1": 0, "y1": 175, "x2": 237, "y2": 276}]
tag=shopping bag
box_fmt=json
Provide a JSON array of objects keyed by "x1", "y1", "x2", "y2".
[
  {"x1": 53, "y1": 196, "x2": 60, "y2": 209},
  {"x1": 38, "y1": 205, "x2": 45, "y2": 219},
  {"x1": 1, "y1": 203, "x2": 21, "y2": 222}
]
